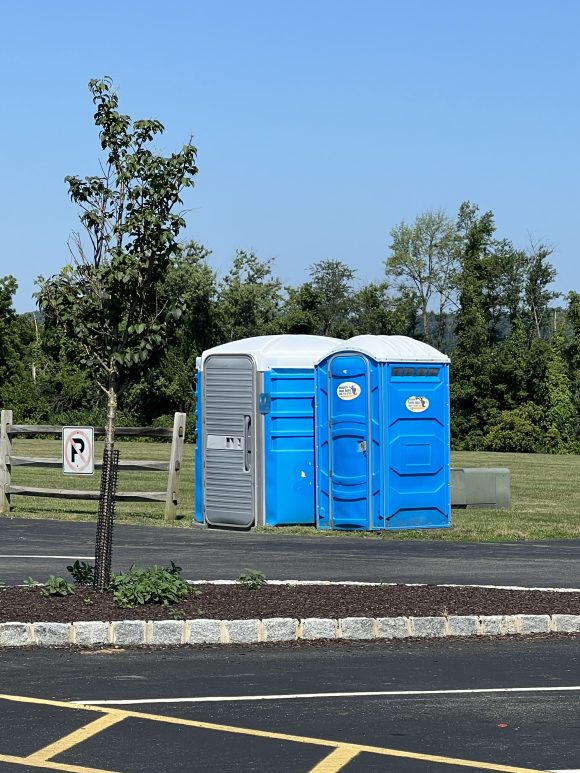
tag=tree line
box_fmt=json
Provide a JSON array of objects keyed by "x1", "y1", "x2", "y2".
[
  {"x1": 1, "y1": 197, "x2": 576, "y2": 454},
  {"x1": 0, "y1": 76, "x2": 576, "y2": 456}
]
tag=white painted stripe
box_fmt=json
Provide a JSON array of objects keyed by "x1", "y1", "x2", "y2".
[
  {"x1": 0, "y1": 555, "x2": 93, "y2": 560},
  {"x1": 186, "y1": 580, "x2": 580, "y2": 593},
  {"x1": 0, "y1": 564, "x2": 578, "y2": 593},
  {"x1": 71, "y1": 685, "x2": 580, "y2": 706},
  {"x1": 550, "y1": 769, "x2": 580, "y2": 772}
]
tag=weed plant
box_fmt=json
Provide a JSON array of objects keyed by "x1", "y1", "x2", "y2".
[
  {"x1": 41, "y1": 576, "x2": 75, "y2": 597},
  {"x1": 237, "y1": 569, "x2": 267, "y2": 589},
  {"x1": 110, "y1": 564, "x2": 192, "y2": 608}
]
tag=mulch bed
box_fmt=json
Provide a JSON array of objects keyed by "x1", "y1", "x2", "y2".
[{"x1": 2, "y1": 584, "x2": 580, "y2": 623}]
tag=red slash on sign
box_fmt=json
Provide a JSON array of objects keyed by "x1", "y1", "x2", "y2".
[{"x1": 62, "y1": 426, "x2": 95, "y2": 475}]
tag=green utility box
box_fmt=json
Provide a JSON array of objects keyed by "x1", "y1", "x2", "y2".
[{"x1": 451, "y1": 468, "x2": 511, "y2": 509}]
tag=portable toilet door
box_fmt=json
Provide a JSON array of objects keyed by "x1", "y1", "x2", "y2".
[
  {"x1": 316, "y1": 350, "x2": 382, "y2": 531},
  {"x1": 202, "y1": 352, "x2": 257, "y2": 528}
]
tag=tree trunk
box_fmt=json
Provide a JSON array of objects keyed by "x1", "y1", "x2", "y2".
[
  {"x1": 534, "y1": 307, "x2": 541, "y2": 339},
  {"x1": 435, "y1": 298, "x2": 445, "y2": 351},
  {"x1": 94, "y1": 384, "x2": 120, "y2": 591},
  {"x1": 104, "y1": 386, "x2": 117, "y2": 451},
  {"x1": 421, "y1": 301, "x2": 429, "y2": 342}
]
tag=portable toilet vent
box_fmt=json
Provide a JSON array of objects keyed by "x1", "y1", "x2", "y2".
[
  {"x1": 315, "y1": 335, "x2": 451, "y2": 531},
  {"x1": 195, "y1": 335, "x2": 341, "y2": 529}
]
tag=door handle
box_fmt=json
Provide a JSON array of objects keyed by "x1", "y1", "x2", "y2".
[
  {"x1": 357, "y1": 440, "x2": 367, "y2": 453},
  {"x1": 243, "y1": 415, "x2": 252, "y2": 472}
]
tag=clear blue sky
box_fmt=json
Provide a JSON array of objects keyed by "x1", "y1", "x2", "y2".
[{"x1": 1, "y1": 0, "x2": 578, "y2": 312}]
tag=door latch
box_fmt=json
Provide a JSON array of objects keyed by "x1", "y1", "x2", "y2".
[{"x1": 357, "y1": 440, "x2": 367, "y2": 453}]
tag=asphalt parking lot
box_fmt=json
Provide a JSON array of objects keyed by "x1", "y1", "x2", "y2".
[
  {"x1": 1, "y1": 517, "x2": 580, "y2": 588},
  {"x1": 1, "y1": 519, "x2": 580, "y2": 770},
  {"x1": 0, "y1": 636, "x2": 579, "y2": 772}
]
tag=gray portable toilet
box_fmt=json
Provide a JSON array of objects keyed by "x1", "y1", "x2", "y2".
[{"x1": 195, "y1": 335, "x2": 341, "y2": 529}]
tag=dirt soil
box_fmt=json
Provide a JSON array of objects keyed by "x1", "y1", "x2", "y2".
[{"x1": 2, "y1": 584, "x2": 580, "y2": 623}]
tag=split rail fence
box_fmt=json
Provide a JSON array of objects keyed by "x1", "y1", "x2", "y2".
[{"x1": 0, "y1": 410, "x2": 187, "y2": 522}]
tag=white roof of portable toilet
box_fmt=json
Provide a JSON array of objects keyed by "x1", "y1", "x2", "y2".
[
  {"x1": 198, "y1": 335, "x2": 343, "y2": 371},
  {"x1": 323, "y1": 335, "x2": 450, "y2": 364}
]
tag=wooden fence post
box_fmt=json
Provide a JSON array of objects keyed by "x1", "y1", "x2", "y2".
[
  {"x1": 164, "y1": 412, "x2": 187, "y2": 522},
  {"x1": 0, "y1": 410, "x2": 13, "y2": 514}
]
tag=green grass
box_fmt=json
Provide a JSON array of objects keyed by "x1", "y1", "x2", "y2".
[
  {"x1": 3, "y1": 442, "x2": 580, "y2": 541},
  {"x1": 258, "y1": 450, "x2": 580, "y2": 542}
]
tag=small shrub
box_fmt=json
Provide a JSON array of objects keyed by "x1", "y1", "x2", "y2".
[
  {"x1": 483, "y1": 402, "x2": 544, "y2": 453},
  {"x1": 111, "y1": 565, "x2": 190, "y2": 609},
  {"x1": 41, "y1": 576, "x2": 75, "y2": 597},
  {"x1": 152, "y1": 414, "x2": 174, "y2": 429},
  {"x1": 25, "y1": 577, "x2": 40, "y2": 589},
  {"x1": 67, "y1": 560, "x2": 95, "y2": 586},
  {"x1": 237, "y1": 569, "x2": 267, "y2": 589},
  {"x1": 163, "y1": 602, "x2": 185, "y2": 620}
]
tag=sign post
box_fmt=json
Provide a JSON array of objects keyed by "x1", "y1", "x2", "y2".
[{"x1": 62, "y1": 427, "x2": 95, "y2": 475}]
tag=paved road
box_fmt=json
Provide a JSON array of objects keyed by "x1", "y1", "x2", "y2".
[
  {"x1": 1, "y1": 517, "x2": 579, "y2": 588},
  {"x1": 0, "y1": 636, "x2": 578, "y2": 771}
]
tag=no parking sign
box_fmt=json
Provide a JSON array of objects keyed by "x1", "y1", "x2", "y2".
[{"x1": 62, "y1": 427, "x2": 94, "y2": 475}]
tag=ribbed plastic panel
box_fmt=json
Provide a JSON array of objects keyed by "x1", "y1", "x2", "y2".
[{"x1": 203, "y1": 356, "x2": 255, "y2": 527}]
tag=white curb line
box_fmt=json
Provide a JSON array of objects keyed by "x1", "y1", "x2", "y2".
[{"x1": 188, "y1": 580, "x2": 580, "y2": 593}]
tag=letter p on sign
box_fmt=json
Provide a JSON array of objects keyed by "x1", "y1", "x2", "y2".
[{"x1": 63, "y1": 427, "x2": 95, "y2": 475}]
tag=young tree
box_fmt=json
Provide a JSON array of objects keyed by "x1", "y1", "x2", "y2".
[
  {"x1": 0, "y1": 276, "x2": 19, "y2": 394},
  {"x1": 523, "y1": 242, "x2": 558, "y2": 340},
  {"x1": 282, "y1": 283, "x2": 322, "y2": 335},
  {"x1": 566, "y1": 291, "x2": 580, "y2": 410},
  {"x1": 542, "y1": 325, "x2": 577, "y2": 452},
  {"x1": 307, "y1": 259, "x2": 356, "y2": 337},
  {"x1": 386, "y1": 210, "x2": 457, "y2": 343},
  {"x1": 350, "y1": 282, "x2": 418, "y2": 337},
  {"x1": 36, "y1": 77, "x2": 198, "y2": 588},
  {"x1": 281, "y1": 259, "x2": 356, "y2": 338},
  {"x1": 450, "y1": 203, "x2": 497, "y2": 446},
  {"x1": 481, "y1": 239, "x2": 526, "y2": 337},
  {"x1": 122, "y1": 241, "x2": 219, "y2": 425},
  {"x1": 216, "y1": 250, "x2": 284, "y2": 340}
]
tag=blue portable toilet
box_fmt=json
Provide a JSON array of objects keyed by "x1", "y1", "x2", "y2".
[
  {"x1": 315, "y1": 335, "x2": 451, "y2": 531},
  {"x1": 194, "y1": 335, "x2": 341, "y2": 529}
]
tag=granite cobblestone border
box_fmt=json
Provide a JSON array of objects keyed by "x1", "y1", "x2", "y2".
[{"x1": 0, "y1": 613, "x2": 579, "y2": 647}]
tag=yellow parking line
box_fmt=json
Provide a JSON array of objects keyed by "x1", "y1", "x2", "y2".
[
  {"x1": 308, "y1": 745, "x2": 360, "y2": 771},
  {"x1": 0, "y1": 752, "x2": 120, "y2": 773},
  {"x1": 0, "y1": 693, "x2": 111, "y2": 714},
  {"x1": 0, "y1": 693, "x2": 548, "y2": 773},
  {"x1": 27, "y1": 712, "x2": 126, "y2": 762},
  {"x1": 113, "y1": 707, "x2": 547, "y2": 773}
]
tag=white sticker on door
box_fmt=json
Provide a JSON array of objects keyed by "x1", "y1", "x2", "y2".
[
  {"x1": 406, "y1": 396, "x2": 429, "y2": 413},
  {"x1": 337, "y1": 381, "x2": 361, "y2": 400}
]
